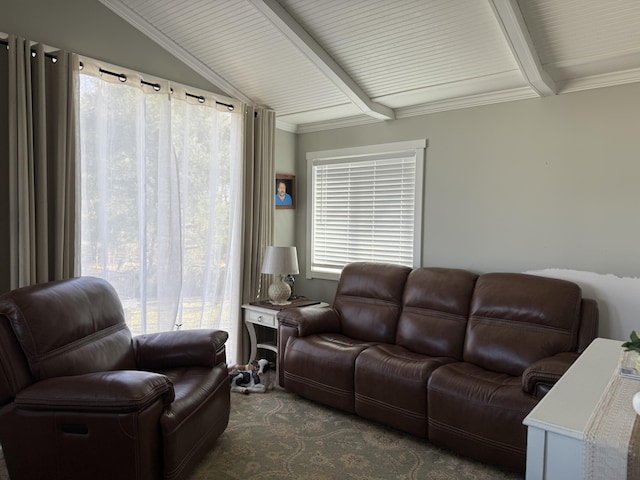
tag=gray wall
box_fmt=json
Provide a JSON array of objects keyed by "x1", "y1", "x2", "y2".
[{"x1": 294, "y1": 83, "x2": 640, "y2": 335}]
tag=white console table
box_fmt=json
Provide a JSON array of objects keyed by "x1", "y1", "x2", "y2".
[{"x1": 523, "y1": 337, "x2": 626, "y2": 479}]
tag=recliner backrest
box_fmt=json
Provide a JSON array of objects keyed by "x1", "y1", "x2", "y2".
[
  {"x1": 333, "y1": 262, "x2": 411, "y2": 343},
  {"x1": 464, "y1": 273, "x2": 582, "y2": 376},
  {"x1": 396, "y1": 267, "x2": 478, "y2": 359},
  {"x1": 0, "y1": 277, "x2": 136, "y2": 381},
  {"x1": 0, "y1": 314, "x2": 32, "y2": 405}
]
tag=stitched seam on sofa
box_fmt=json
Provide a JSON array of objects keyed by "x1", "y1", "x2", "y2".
[
  {"x1": 401, "y1": 306, "x2": 466, "y2": 323},
  {"x1": 17, "y1": 379, "x2": 171, "y2": 411},
  {"x1": 284, "y1": 371, "x2": 352, "y2": 398},
  {"x1": 336, "y1": 295, "x2": 401, "y2": 308},
  {"x1": 428, "y1": 417, "x2": 525, "y2": 455},
  {"x1": 4, "y1": 301, "x2": 40, "y2": 373},
  {"x1": 37, "y1": 323, "x2": 129, "y2": 363},
  {"x1": 355, "y1": 393, "x2": 425, "y2": 421},
  {"x1": 469, "y1": 316, "x2": 572, "y2": 336},
  {"x1": 428, "y1": 385, "x2": 531, "y2": 414}
]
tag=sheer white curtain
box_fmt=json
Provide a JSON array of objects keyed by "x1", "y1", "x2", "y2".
[{"x1": 77, "y1": 59, "x2": 243, "y2": 363}]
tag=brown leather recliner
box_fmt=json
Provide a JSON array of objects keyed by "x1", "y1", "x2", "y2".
[{"x1": 0, "y1": 276, "x2": 231, "y2": 480}]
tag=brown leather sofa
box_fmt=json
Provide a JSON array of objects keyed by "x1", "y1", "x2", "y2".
[
  {"x1": 278, "y1": 263, "x2": 599, "y2": 471},
  {"x1": 0, "y1": 276, "x2": 231, "y2": 480}
]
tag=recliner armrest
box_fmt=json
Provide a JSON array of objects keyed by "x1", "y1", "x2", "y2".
[
  {"x1": 522, "y1": 352, "x2": 578, "y2": 398},
  {"x1": 277, "y1": 306, "x2": 340, "y2": 336},
  {"x1": 134, "y1": 329, "x2": 228, "y2": 370},
  {"x1": 15, "y1": 370, "x2": 175, "y2": 412}
]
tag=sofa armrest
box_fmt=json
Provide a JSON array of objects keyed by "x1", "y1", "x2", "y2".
[
  {"x1": 277, "y1": 306, "x2": 340, "y2": 386},
  {"x1": 277, "y1": 306, "x2": 340, "y2": 336},
  {"x1": 134, "y1": 329, "x2": 228, "y2": 370},
  {"x1": 522, "y1": 352, "x2": 578, "y2": 398},
  {"x1": 15, "y1": 371, "x2": 175, "y2": 412}
]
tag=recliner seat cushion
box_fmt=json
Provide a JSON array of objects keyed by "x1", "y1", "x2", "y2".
[
  {"x1": 427, "y1": 362, "x2": 537, "y2": 471},
  {"x1": 354, "y1": 344, "x2": 455, "y2": 437},
  {"x1": 283, "y1": 334, "x2": 374, "y2": 413}
]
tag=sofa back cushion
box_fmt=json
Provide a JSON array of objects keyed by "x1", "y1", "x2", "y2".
[
  {"x1": 1, "y1": 277, "x2": 136, "y2": 380},
  {"x1": 333, "y1": 262, "x2": 411, "y2": 343},
  {"x1": 396, "y1": 268, "x2": 478, "y2": 359},
  {"x1": 464, "y1": 273, "x2": 582, "y2": 376}
]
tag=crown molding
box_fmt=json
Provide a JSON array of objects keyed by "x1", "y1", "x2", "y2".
[
  {"x1": 294, "y1": 87, "x2": 538, "y2": 134},
  {"x1": 557, "y1": 69, "x2": 640, "y2": 94}
]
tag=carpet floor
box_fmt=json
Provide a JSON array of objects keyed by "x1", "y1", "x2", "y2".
[
  {"x1": 188, "y1": 388, "x2": 524, "y2": 480},
  {"x1": 0, "y1": 388, "x2": 526, "y2": 479}
]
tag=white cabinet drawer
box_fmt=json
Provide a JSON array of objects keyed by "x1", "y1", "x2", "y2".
[{"x1": 245, "y1": 309, "x2": 276, "y2": 328}]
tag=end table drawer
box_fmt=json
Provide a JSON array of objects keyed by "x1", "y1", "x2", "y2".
[{"x1": 246, "y1": 309, "x2": 276, "y2": 327}]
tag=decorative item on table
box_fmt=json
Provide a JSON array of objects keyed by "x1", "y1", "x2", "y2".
[
  {"x1": 261, "y1": 246, "x2": 299, "y2": 305},
  {"x1": 284, "y1": 273, "x2": 298, "y2": 300},
  {"x1": 621, "y1": 330, "x2": 640, "y2": 378},
  {"x1": 621, "y1": 330, "x2": 640, "y2": 414}
]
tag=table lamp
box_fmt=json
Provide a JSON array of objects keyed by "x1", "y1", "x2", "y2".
[{"x1": 261, "y1": 246, "x2": 300, "y2": 305}]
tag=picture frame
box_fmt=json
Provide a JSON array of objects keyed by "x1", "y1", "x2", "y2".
[{"x1": 275, "y1": 174, "x2": 295, "y2": 209}]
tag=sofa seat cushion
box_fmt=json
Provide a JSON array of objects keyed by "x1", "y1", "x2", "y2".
[
  {"x1": 355, "y1": 344, "x2": 455, "y2": 437},
  {"x1": 283, "y1": 334, "x2": 374, "y2": 413},
  {"x1": 427, "y1": 362, "x2": 538, "y2": 471}
]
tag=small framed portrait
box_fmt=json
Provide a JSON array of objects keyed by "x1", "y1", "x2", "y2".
[{"x1": 275, "y1": 174, "x2": 295, "y2": 209}]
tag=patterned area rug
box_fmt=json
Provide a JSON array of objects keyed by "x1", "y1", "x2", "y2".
[
  {"x1": 190, "y1": 388, "x2": 523, "y2": 480},
  {"x1": 0, "y1": 388, "x2": 524, "y2": 480}
]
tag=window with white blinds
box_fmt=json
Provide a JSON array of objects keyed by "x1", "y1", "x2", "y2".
[{"x1": 307, "y1": 140, "x2": 426, "y2": 280}]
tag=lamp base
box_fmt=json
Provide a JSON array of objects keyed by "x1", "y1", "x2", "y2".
[{"x1": 268, "y1": 280, "x2": 291, "y2": 305}]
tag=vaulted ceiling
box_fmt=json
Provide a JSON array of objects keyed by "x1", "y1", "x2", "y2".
[{"x1": 99, "y1": 0, "x2": 640, "y2": 133}]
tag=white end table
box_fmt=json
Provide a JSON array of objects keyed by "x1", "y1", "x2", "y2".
[
  {"x1": 523, "y1": 337, "x2": 623, "y2": 479},
  {"x1": 241, "y1": 301, "x2": 328, "y2": 383}
]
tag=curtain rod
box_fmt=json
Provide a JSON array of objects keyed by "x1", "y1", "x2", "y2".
[
  {"x1": 97, "y1": 68, "x2": 234, "y2": 111},
  {"x1": 1, "y1": 39, "x2": 235, "y2": 112},
  {"x1": 1, "y1": 38, "x2": 58, "y2": 61}
]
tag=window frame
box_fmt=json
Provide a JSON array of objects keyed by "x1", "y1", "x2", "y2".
[{"x1": 306, "y1": 139, "x2": 426, "y2": 281}]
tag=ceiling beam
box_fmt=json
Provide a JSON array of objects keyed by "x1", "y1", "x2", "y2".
[
  {"x1": 489, "y1": 0, "x2": 556, "y2": 96},
  {"x1": 249, "y1": 0, "x2": 395, "y2": 121},
  {"x1": 98, "y1": 0, "x2": 255, "y2": 105}
]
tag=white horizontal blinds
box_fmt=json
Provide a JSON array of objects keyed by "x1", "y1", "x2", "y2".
[{"x1": 312, "y1": 152, "x2": 416, "y2": 271}]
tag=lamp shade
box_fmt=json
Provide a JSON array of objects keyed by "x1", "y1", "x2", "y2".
[{"x1": 261, "y1": 246, "x2": 299, "y2": 275}]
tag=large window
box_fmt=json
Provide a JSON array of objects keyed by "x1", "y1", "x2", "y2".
[
  {"x1": 307, "y1": 140, "x2": 426, "y2": 280},
  {"x1": 77, "y1": 59, "x2": 243, "y2": 363}
]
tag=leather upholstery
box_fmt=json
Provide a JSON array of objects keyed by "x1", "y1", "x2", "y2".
[
  {"x1": 464, "y1": 273, "x2": 581, "y2": 376},
  {"x1": 0, "y1": 277, "x2": 231, "y2": 480},
  {"x1": 279, "y1": 262, "x2": 599, "y2": 472},
  {"x1": 396, "y1": 267, "x2": 478, "y2": 359},
  {"x1": 333, "y1": 262, "x2": 411, "y2": 343},
  {"x1": 427, "y1": 362, "x2": 538, "y2": 471}
]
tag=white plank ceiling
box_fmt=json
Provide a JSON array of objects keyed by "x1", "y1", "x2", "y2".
[{"x1": 99, "y1": 0, "x2": 640, "y2": 133}]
